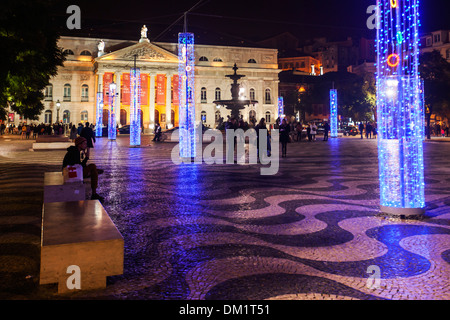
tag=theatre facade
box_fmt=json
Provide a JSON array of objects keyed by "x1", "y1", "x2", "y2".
[{"x1": 37, "y1": 28, "x2": 280, "y2": 132}]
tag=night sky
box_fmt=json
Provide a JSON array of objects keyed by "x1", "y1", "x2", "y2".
[{"x1": 52, "y1": 0, "x2": 450, "y2": 45}]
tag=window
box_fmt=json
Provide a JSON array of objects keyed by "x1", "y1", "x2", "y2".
[
  {"x1": 81, "y1": 84, "x2": 89, "y2": 102},
  {"x1": 265, "y1": 111, "x2": 271, "y2": 123},
  {"x1": 249, "y1": 88, "x2": 256, "y2": 101},
  {"x1": 63, "y1": 49, "x2": 74, "y2": 55},
  {"x1": 81, "y1": 110, "x2": 88, "y2": 122},
  {"x1": 44, "y1": 84, "x2": 53, "y2": 100},
  {"x1": 426, "y1": 37, "x2": 432, "y2": 46},
  {"x1": 264, "y1": 88, "x2": 271, "y2": 104},
  {"x1": 446, "y1": 49, "x2": 450, "y2": 60},
  {"x1": 215, "y1": 88, "x2": 221, "y2": 101},
  {"x1": 213, "y1": 57, "x2": 223, "y2": 62},
  {"x1": 201, "y1": 111, "x2": 207, "y2": 123},
  {"x1": 248, "y1": 59, "x2": 257, "y2": 63},
  {"x1": 62, "y1": 110, "x2": 70, "y2": 124},
  {"x1": 434, "y1": 34, "x2": 441, "y2": 43},
  {"x1": 80, "y1": 50, "x2": 92, "y2": 56},
  {"x1": 199, "y1": 56, "x2": 209, "y2": 61},
  {"x1": 201, "y1": 87, "x2": 207, "y2": 103},
  {"x1": 44, "y1": 110, "x2": 52, "y2": 124},
  {"x1": 63, "y1": 84, "x2": 71, "y2": 101}
]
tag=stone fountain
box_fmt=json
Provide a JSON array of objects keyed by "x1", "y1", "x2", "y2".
[{"x1": 213, "y1": 64, "x2": 258, "y2": 120}]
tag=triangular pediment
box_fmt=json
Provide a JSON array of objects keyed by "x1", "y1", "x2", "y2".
[{"x1": 96, "y1": 41, "x2": 179, "y2": 64}]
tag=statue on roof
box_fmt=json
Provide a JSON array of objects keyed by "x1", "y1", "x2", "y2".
[
  {"x1": 97, "y1": 40, "x2": 105, "y2": 57},
  {"x1": 141, "y1": 25, "x2": 148, "y2": 38},
  {"x1": 140, "y1": 25, "x2": 150, "y2": 43}
]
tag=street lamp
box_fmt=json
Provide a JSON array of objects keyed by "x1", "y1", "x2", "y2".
[{"x1": 56, "y1": 100, "x2": 61, "y2": 123}]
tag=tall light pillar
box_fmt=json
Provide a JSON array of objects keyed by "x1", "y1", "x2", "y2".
[
  {"x1": 95, "y1": 92, "x2": 103, "y2": 137},
  {"x1": 329, "y1": 89, "x2": 338, "y2": 138},
  {"x1": 178, "y1": 32, "x2": 196, "y2": 159},
  {"x1": 108, "y1": 81, "x2": 117, "y2": 140},
  {"x1": 376, "y1": 0, "x2": 425, "y2": 216},
  {"x1": 130, "y1": 67, "x2": 141, "y2": 146},
  {"x1": 277, "y1": 97, "x2": 284, "y2": 120}
]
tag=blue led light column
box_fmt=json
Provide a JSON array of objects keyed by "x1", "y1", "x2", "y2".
[
  {"x1": 376, "y1": 0, "x2": 425, "y2": 216},
  {"x1": 95, "y1": 92, "x2": 103, "y2": 137},
  {"x1": 130, "y1": 67, "x2": 141, "y2": 146},
  {"x1": 277, "y1": 97, "x2": 284, "y2": 120},
  {"x1": 108, "y1": 81, "x2": 117, "y2": 140},
  {"x1": 329, "y1": 89, "x2": 338, "y2": 138},
  {"x1": 178, "y1": 32, "x2": 196, "y2": 159}
]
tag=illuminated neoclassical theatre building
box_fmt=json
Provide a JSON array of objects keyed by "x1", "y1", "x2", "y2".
[{"x1": 39, "y1": 27, "x2": 281, "y2": 131}]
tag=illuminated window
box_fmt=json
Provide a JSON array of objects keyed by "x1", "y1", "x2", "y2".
[
  {"x1": 264, "y1": 89, "x2": 271, "y2": 104},
  {"x1": 63, "y1": 110, "x2": 70, "y2": 124},
  {"x1": 81, "y1": 84, "x2": 89, "y2": 102},
  {"x1": 249, "y1": 88, "x2": 256, "y2": 100},
  {"x1": 44, "y1": 110, "x2": 52, "y2": 124},
  {"x1": 80, "y1": 50, "x2": 92, "y2": 56},
  {"x1": 215, "y1": 88, "x2": 221, "y2": 101},
  {"x1": 265, "y1": 111, "x2": 271, "y2": 123},
  {"x1": 44, "y1": 84, "x2": 53, "y2": 100},
  {"x1": 201, "y1": 87, "x2": 207, "y2": 103},
  {"x1": 63, "y1": 84, "x2": 71, "y2": 101},
  {"x1": 80, "y1": 110, "x2": 88, "y2": 122}
]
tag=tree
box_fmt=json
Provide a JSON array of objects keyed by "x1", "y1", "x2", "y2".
[
  {"x1": 419, "y1": 50, "x2": 450, "y2": 139},
  {"x1": 0, "y1": 0, "x2": 66, "y2": 121},
  {"x1": 299, "y1": 71, "x2": 376, "y2": 122}
]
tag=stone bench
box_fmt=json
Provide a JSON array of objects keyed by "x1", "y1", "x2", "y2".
[
  {"x1": 32, "y1": 135, "x2": 72, "y2": 151},
  {"x1": 44, "y1": 172, "x2": 86, "y2": 203},
  {"x1": 40, "y1": 200, "x2": 124, "y2": 293}
]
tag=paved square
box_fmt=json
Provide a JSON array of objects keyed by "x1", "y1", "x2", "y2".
[{"x1": 0, "y1": 134, "x2": 449, "y2": 300}]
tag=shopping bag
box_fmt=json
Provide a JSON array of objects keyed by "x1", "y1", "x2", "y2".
[{"x1": 63, "y1": 164, "x2": 83, "y2": 183}]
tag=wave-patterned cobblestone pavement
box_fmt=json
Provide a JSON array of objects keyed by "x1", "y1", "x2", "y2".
[{"x1": 0, "y1": 134, "x2": 449, "y2": 300}]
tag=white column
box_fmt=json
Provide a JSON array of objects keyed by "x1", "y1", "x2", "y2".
[
  {"x1": 149, "y1": 74, "x2": 155, "y2": 129},
  {"x1": 166, "y1": 73, "x2": 172, "y2": 129}
]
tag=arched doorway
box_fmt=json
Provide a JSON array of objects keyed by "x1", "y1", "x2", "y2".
[
  {"x1": 102, "y1": 109, "x2": 109, "y2": 127},
  {"x1": 120, "y1": 109, "x2": 127, "y2": 126},
  {"x1": 63, "y1": 110, "x2": 70, "y2": 124},
  {"x1": 155, "y1": 109, "x2": 160, "y2": 124}
]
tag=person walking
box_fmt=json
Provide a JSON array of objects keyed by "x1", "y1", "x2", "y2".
[
  {"x1": 310, "y1": 122, "x2": 317, "y2": 141},
  {"x1": 153, "y1": 123, "x2": 162, "y2": 141},
  {"x1": 359, "y1": 122, "x2": 365, "y2": 139},
  {"x1": 323, "y1": 121, "x2": 330, "y2": 141},
  {"x1": 306, "y1": 123, "x2": 311, "y2": 142},
  {"x1": 80, "y1": 122, "x2": 96, "y2": 153},
  {"x1": 366, "y1": 122, "x2": 373, "y2": 139},
  {"x1": 296, "y1": 122, "x2": 302, "y2": 142},
  {"x1": 69, "y1": 124, "x2": 77, "y2": 141},
  {"x1": 279, "y1": 118, "x2": 290, "y2": 157}
]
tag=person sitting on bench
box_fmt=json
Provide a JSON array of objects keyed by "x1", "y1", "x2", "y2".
[{"x1": 62, "y1": 136, "x2": 104, "y2": 202}]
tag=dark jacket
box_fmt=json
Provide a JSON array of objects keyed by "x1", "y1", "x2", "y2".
[
  {"x1": 80, "y1": 127, "x2": 96, "y2": 148},
  {"x1": 279, "y1": 123, "x2": 290, "y2": 143},
  {"x1": 62, "y1": 146, "x2": 88, "y2": 170}
]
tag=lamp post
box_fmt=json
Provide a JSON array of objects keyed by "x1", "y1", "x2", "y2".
[{"x1": 56, "y1": 100, "x2": 61, "y2": 123}]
